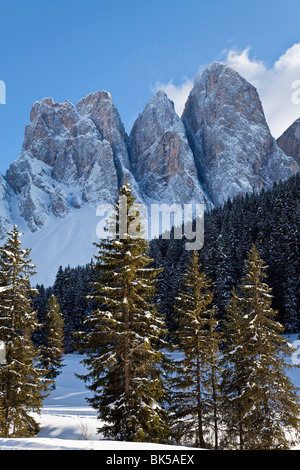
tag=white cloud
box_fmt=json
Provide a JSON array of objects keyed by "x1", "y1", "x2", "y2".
[
  {"x1": 154, "y1": 43, "x2": 300, "y2": 138},
  {"x1": 152, "y1": 78, "x2": 194, "y2": 117},
  {"x1": 225, "y1": 47, "x2": 267, "y2": 88},
  {"x1": 226, "y1": 43, "x2": 300, "y2": 138}
]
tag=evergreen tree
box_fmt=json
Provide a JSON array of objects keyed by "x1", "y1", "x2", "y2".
[
  {"x1": 212, "y1": 226, "x2": 235, "y2": 317},
  {"x1": 40, "y1": 295, "x2": 65, "y2": 389},
  {"x1": 52, "y1": 263, "x2": 94, "y2": 352},
  {"x1": 32, "y1": 284, "x2": 49, "y2": 347},
  {"x1": 220, "y1": 287, "x2": 253, "y2": 450},
  {"x1": 150, "y1": 233, "x2": 189, "y2": 335},
  {"x1": 54, "y1": 173, "x2": 299, "y2": 339},
  {"x1": 0, "y1": 226, "x2": 47, "y2": 437},
  {"x1": 76, "y1": 183, "x2": 170, "y2": 443},
  {"x1": 171, "y1": 251, "x2": 221, "y2": 449},
  {"x1": 221, "y1": 244, "x2": 300, "y2": 450}
]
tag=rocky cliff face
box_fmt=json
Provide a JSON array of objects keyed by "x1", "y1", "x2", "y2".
[
  {"x1": 182, "y1": 63, "x2": 298, "y2": 206},
  {"x1": 0, "y1": 174, "x2": 11, "y2": 239},
  {"x1": 129, "y1": 90, "x2": 209, "y2": 205},
  {"x1": 5, "y1": 94, "x2": 123, "y2": 231},
  {"x1": 277, "y1": 117, "x2": 300, "y2": 167},
  {"x1": 1, "y1": 63, "x2": 299, "y2": 240}
]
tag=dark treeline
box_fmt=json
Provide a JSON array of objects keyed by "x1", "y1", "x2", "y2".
[
  {"x1": 33, "y1": 263, "x2": 96, "y2": 352},
  {"x1": 151, "y1": 173, "x2": 300, "y2": 334},
  {"x1": 34, "y1": 173, "x2": 300, "y2": 351}
]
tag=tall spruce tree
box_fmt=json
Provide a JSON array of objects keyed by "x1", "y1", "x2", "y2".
[
  {"x1": 220, "y1": 287, "x2": 253, "y2": 450},
  {"x1": 221, "y1": 244, "x2": 300, "y2": 450},
  {"x1": 0, "y1": 225, "x2": 47, "y2": 437},
  {"x1": 171, "y1": 251, "x2": 221, "y2": 449},
  {"x1": 76, "y1": 183, "x2": 170, "y2": 443},
  {"x1": 32, "y1": 284, "x2": 48, "y2": 347},
  {"x1": 40, "y1": 295, "x2": 65, "y2": 389}
]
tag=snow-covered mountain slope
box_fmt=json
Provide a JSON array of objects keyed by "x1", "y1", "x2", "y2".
[
  {"x1": 0, "y1": 63, "x2": 299, "y2": 286},
  {"x1": 0, "y1": 354, "x2": 199, "y2": 450},
  {"x1": 19, "y1": 204, "x2": 100, "y2": 287},
  {"x1": 6, "y1": 94, "x2": 120, "y2": 232}
]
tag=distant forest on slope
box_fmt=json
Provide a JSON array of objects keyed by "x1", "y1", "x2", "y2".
[{"x1": 33, "y1": 173, "x2": 300, "y2": 353}]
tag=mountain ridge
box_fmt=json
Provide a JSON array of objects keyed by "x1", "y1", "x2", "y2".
[{"x1": 0, "y1": 62, "x2": 299, "y2": 285}]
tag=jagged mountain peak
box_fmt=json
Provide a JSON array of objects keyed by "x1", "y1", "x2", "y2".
[
  {"x1": 196, "y1": 61, "x2": 246, "y2": 79},
  {"x1": 0, "y1": 64, "x2": 299, "y2": 286},
  {"x1": 147, "y1": 89, "x2": 171, "y2": 105},
  {"x1": 182, "y1": 62, "x2": 298, "y2": 206},
  {"x1": 129, "y1": 86, "x2": 208, "y2": 204},
  {"x1": 131, "y1": 89, "x2": 179, "y2": 137},
  {"x1": 76, "y1": 90, "x2": 121, "y2": 130},
  {"x1": 189, "y1": 61, "x2": 267, "y2": 128},
  {"x1": 29, "y1": 97, "x2": 77, "y2": 130},
  {"x1": 5, "y1": 92, "x2": 125, "y2": 232},
  {"x1": 78, "y1": 89, "x2": 112, "y2": 102},
  {"x1": 194, "y1": 61, "x2": 234, "y2": 85}
]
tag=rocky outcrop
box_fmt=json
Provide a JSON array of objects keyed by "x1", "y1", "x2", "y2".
[
  {"x1": 5, "y1": 95, "x2": 123, "y2": 231},
  {"x1": 0, "y1": 63, "x2": 299, "y2": 239},
  {"x1": 0, "y1": 174, "x2": 11, "y2": 239},
  {"x1": 182, "y1": 63, "x2": 298, "y2": 206},
  {"x1": 76, "y1": 91, "x2": 135, "y2": 190},
  {"x1": 277, "y1": 117, "x2": 300, "y2": 167},
  {"x1": 129, "y1": 90, "x2": 209, "y2": 205},
  {"x1": 5, "y1": 153, "x2": 55, "y2": 231},
  {"x1": 18, "y1": 95, "x2": 120, "y2": 204}
]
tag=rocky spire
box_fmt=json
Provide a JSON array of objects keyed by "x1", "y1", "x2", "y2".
[
  {"x1": 182, "y1": 63, "x2": 299, "y2": 206},
  {"x1": 6, "y1": 94, "x2": 122, "y2": 231},
  {"x1": 1, "y1": 66, "x2": 299, "y2": 237},
  {"x1": 129, "y1": 90, "x2": 209, "y2": 205}
]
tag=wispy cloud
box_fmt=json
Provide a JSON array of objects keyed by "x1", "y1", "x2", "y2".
[
  {"x1": 225, "y1": 43, "x2": 300, "y2": 138},
  {"x1": 152, "y1": 77, "x2": 194, "y2": 117},
  {"x1": 153, "y1": 43, "x2": 300, "y2": 138}
]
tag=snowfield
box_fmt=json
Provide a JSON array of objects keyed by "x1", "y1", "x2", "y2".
[
  {"x1": 0, "y1": 354, "x2": 197, "y2": 450},
  {"x1": 0, "y1": 335, "x2": 299, "y2": 450}
]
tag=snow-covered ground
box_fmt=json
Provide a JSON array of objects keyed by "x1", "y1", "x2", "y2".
[
  {"x1": 0, "y1": 335, "x2": 299, "y2": 450},
  {"x1": 0, "y1": 354, "x2": 197, "y2": 450}
]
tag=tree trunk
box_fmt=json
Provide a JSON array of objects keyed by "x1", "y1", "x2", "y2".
[
  {"x1": 211, "y1": 363, "x2": 218, "y2": 450},
  {"x1": 196, "y1": 349, "x2": 206, "y2": 448}
]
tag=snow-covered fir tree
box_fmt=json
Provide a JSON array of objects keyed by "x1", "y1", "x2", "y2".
[
  {"x1": 0, "y1": 225, "x2": 47, "y2": 437},
  {"x1": 220, "y1": 287, "x2": 252, "y2": 450},
  {"x1": 171, "y1": 250, "x2": 221, "y2": 449},
  {"x1": 221, "y1": 244, "x2": 300, "y2": 450},
  {"x1": 76, "y1": 183, "x2": 170, "y2": 443},
  {"x1": 32, "y1": 284, "x2": 49, "y2": 347},
  {"x1": 40, "y1": 295, "x2": 65, "y2": 389},
  {"x1": 52, "y1": 263, "x2": 94, "y2": 352}
]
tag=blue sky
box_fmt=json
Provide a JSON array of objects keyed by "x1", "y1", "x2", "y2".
[{"x1": 0, "y1": 0, "x2": 300, "y2": 173}]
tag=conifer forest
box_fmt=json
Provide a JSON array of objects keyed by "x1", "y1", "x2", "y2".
[{"x1": 0, "y1": 174, "x2": 299, "y2": 450}]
